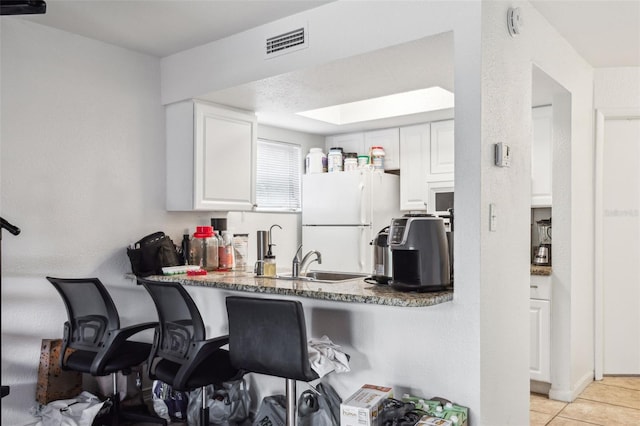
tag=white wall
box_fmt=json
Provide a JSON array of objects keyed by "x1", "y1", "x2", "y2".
[
  {"x1": 1, "y1": 1, "x2": 600, "y2": 424},
  {"x1": 161, "y1": 1, "x2": 597, "y2": 422},
  {"x1": 0, "y1": 19, "x2": 320, "y2": 424}
]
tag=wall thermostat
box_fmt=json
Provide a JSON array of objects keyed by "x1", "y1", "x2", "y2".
[{"x1": 495, "y1": 142, "x2": 511, "y2": 167}]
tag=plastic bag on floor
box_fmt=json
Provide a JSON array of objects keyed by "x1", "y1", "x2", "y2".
[
  {"x1": 253, "y1": 395, "x2": 286, "y2": 426},
  {"x1": 32, "y1": 391, "x2": 108, "y2": 426},
  {"x1": 297, "y1": 382, "x2": 342, "y2": 426},
  {"x1": 188, "y1": 378, "x2": 251, "y2": 426},
  {"x1": 152, "y1": 380, "x2": 189, "y2": 422}
]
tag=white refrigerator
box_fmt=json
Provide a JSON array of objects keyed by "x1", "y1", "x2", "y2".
[{"x1": 301, "y1": 169, "x2": 401, "y2": 273}]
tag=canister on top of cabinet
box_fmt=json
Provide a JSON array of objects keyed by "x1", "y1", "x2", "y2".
[
  {"x1": 344, "y1": 152, "x2": 358, "y2": 171},
  {"x1": 328, "y1": 147, "x2": 344, "y2": 172},
  {"x1": 305, "y1": 148, "x2": 327, "y2": 174},
  {"x1": 370, "y1": 146, "x2": 386, "y2": 170}
]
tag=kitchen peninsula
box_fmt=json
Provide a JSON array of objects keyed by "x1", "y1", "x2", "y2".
[{"x1": 149, "y1": 271, "x2": 453, "y2": 308}]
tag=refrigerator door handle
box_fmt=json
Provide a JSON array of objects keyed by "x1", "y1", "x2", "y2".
[
  {"x1": 359, "y1": 182, "x2": 366, "y2": 224},
  {"x1": 359, "y1": 227, "x2": 366, "y2": 271}
]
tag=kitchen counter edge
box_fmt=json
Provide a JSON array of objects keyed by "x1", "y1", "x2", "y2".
[{"x1": 146, "y1": 272, "x2": 453, "y2": 308}]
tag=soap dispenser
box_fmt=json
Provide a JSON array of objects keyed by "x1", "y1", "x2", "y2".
[{"x1": 263, "y1": 224, "x2": 281, "y2": 277}]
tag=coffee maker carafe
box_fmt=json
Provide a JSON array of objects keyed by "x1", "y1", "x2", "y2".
[{"x1": 533, "y1": 219, "x2": 552, "y2": 266}]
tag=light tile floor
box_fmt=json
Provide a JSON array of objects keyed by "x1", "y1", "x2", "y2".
[{"x1": 530, "y1": 377, "x2": 640, "y2": 425}]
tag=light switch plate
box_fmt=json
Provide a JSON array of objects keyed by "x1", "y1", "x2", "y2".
[{"x1": 495, "y1": 142, "x2": 511, "y2": 167}]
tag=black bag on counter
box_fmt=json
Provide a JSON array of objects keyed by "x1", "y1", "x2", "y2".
[{"x1": 127, "y1": 231, "x2": 181, "y2": 276}]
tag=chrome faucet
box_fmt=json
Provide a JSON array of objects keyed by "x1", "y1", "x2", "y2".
[{"x1": 292, "y1": 245, "x2": 322, "y2": 277}]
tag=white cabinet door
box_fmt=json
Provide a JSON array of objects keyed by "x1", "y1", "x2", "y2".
[
  {"x1": 530, "y1": 298, "x2": 551, "y2": 382},
  {"x1": 429, "y1": 119, "x2": 455, "y2": 178},
  {"x1": 364, "y1": 128, "x2": 400, "y2": 170},
  {"x1": 532, "y1": 106, "x2": 553, "y2": 207},
  {"x1": 400, "y1": 123, "x2": 430, "y2": 211},
  {"x1": 325, "y1": 133, "x2": 365, "y2": 156},
  {"x1": 166, "y1": 100, "x2": 257, "y2": 211}
]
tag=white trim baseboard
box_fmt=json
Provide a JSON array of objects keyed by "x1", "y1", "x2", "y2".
[{"x1": 548, "y1": 371, "x2": 593, "y2": 402}]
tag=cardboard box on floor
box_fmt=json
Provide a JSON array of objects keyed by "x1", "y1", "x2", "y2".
[
  {"x1": 36, "y1": 339, "x2": 82, "y2": 404},
  {"x1": 340, "y1": 384, "x2": 393, "y2": 426}
]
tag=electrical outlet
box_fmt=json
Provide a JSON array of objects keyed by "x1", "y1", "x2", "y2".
[{"x1": 495, "y1": 143, "x2": 511, "y2": 167}]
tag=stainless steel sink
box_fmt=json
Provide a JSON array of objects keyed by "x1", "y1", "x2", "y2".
[{"x1": 271, "y1": 271, "x2": 367, "y2": 283}]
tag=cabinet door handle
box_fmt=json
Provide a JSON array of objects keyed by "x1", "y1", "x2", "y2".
[{"x1": 530, "y1": 285, "x2": 538, "y2": 289}]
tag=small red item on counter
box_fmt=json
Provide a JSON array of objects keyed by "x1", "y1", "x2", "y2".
[{"x1": 187, "y1": 269, "x2": 207, "y2": 276}]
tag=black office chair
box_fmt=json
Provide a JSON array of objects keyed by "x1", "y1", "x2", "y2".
[
  {"x1": 46, "y1": 276, "x2": 167, "y2": 426},
  {"x1": 226, "y1": 296, "x2": 320, "y2": 426},
  {"x1": 137, "y1": 277, "x2": 242, "y2": 426}
]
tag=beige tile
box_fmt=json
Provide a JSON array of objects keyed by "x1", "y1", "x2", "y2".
[
  {"x1": 558, "y1": 398, "x2": 640, "y2": 425},
  {"x1": 547, "y1": 417, "x2": 603, "y2": 426},
  {"x1": 530, "y1": 409, "x2": 555, "y2": 425},
  {"x1": 600, "y1": 376, "x2": 640, "y2": 391},
  {"x1": 579, "y1": 382, "x2": 640, "y2": 410},
  {"x1": 531, "y1": 393, "x2": 568, "y2": 416}
]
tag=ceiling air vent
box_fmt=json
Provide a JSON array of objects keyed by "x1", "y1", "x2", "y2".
[{"x1": 265, "y1": 26, "x2": 308, "y2": 59}]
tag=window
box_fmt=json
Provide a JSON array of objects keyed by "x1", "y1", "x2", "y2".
[{"x1": 255, "y1": 139, "x2": 301, "y2": 211}]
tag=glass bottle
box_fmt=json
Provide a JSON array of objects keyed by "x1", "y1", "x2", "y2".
[{"x1": 219, "y1": 231, "x2": 235, "y2": 270}]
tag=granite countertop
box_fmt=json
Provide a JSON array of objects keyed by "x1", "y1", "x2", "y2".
[
  {"x1": 150, "y1": 271, "x2": 453, "y2": 308},
  {"x1": 531, "y1": 265, "x2": 552, "y2": 276}
]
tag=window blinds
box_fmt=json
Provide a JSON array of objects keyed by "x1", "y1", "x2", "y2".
[{"x1": 255, "y1": 139, "x2": 301, "y2": 211}]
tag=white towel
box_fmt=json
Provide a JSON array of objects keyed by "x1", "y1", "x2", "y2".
[{"x1": 308, "y1": 335, "x2": 351, "y2": 378}]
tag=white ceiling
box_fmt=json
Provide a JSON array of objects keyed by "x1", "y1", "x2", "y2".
[{"x1": 8, "y1": 0, "x2": 640, "y2": 134}]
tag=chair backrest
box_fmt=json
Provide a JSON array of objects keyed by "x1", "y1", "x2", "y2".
[
  {"x1": 226, "y1": 296, "x2": 316, "y2": 382},
  {"x1": 46, "y1": 277, "x2": 120, "y2": 352},
  {"x1": 137, "y1": 278, "x2": 206, "y2": 364}
]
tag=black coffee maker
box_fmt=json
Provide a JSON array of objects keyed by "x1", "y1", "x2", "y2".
[{"x1": 389, "y1": 216, "x2": 452, "y2": 292}]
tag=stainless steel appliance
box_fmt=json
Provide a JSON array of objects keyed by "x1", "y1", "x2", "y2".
[
  {"x1": 371, "y1": 226, "x2": 392, "y2": 284},
  {"x1": 389, "y1": 215, "x2": 451, "y2": 292},
  {"x1": 533, "y1": 218, "x2": 552, "y2": 266}
]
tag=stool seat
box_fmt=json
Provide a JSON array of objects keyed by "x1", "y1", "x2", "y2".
[{"x1": 226, "y1": 296, "x2": 319, "y2": 426}]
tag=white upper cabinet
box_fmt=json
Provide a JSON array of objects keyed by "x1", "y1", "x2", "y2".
[
  {"x1": 399, "y1": 123, "x2": 430, "y2": 211},
  {"x1": 532, "y1": 106, "x2": 553, "y2": 207},
  {"x1": 325, "y1": 133, "x2": 365, "y2": 157},
  {"x1": 166, "y1": 100, "x2": 257, "y2": 211},
  {"x1": 429, "y1": 119, "x2": 455, "y2": 179}
]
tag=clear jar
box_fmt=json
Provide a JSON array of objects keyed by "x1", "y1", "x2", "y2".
[
  {"x1": 191, "y1": 226, "x2": 218, "y2": 271},
  {"x1": 305, "y1": 148, "x2": 326, "y2": 174},
  {"x1": 327, "y1": 147, "x2": 344, "y2": 172},
  {"x1": 344, "y1": 155, "x2": 357, "y2": 171},
  {"x1": 370, "y1": 146, "x2": 386, "y2": 170}
]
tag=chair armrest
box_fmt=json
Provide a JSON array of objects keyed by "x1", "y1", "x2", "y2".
[
  {"x1": 90, "y1": 322, "x2": 158, "y2": 376},
  {"x1": 172, "y1": 335, "x2": 230, "y2": 389}
]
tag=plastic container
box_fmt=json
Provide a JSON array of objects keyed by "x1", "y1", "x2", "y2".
[
  {"x1": 358, "y1": 155, "x2": 370, "y2": 168},
  {"x1": 370, "y1": 146, "x2": 386, "y2": 170},
  {"x1": 191, "y1": 226, "x2": 218, "y2": 271},
  {"x1": 344, "y1": 152, "x2": 358, "y2": 171},
  {"x1": 305, "y1": 148, "x2": 326, "y2": 174},
  {"x1": 233, "y1": 234, "x2": 249, "y2": 271},
  {"x1": 219, "y1": 230, "x2": 235, "y2": 270},
  {"x1": 327, "y1": 147, "x2": 344, "y2": 172}
]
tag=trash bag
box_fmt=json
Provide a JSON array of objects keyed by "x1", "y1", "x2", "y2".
[
  {"x1": 188, "y1": 378, "x2": 251, "y2": 426},
  {"x1": 152, "y1": 380, "x2": 189, "y2": 422},
  {"x1": 253, "y1": 395, "x2": 286, "y2": 426},
  {"x1": 297, "y1": 382, "x2": 342, "y2": 426},
  {"x1": 32, "y1": 391, "x2": 108, "y2": 426}
]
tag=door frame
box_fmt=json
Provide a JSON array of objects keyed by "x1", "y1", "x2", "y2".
[{"x1": 594, "y1": 108, "x2": 640, "y2": 379}]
